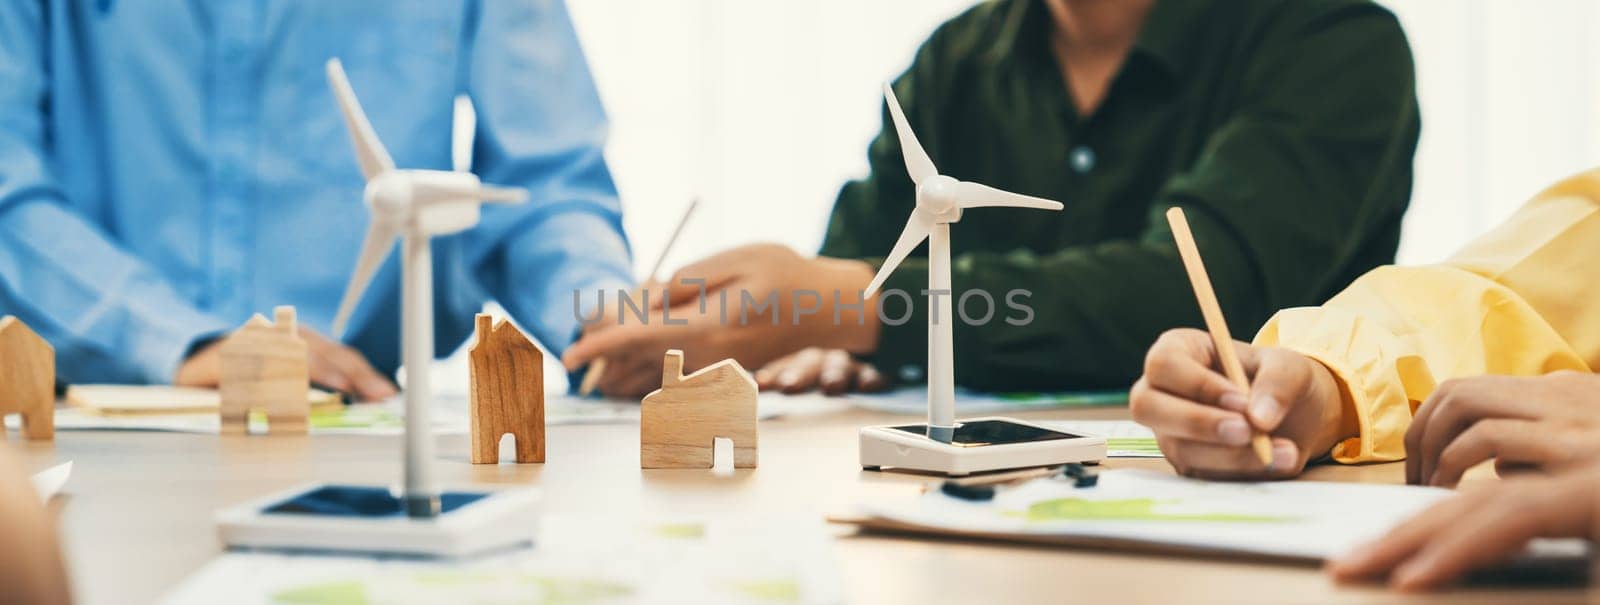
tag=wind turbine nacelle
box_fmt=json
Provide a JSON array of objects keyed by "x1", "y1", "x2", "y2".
[
  {"x1": 364, "y1": 170, "x2": 488, "y2": 236},
  {"x1": 916, "y1": 175, "x2": 963, "y2": 223}
]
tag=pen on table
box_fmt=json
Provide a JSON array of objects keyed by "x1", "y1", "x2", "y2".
[
  {"x1": 1165, "y1": 207, "x2": 1275, "y2": 467},
  {"x1": 578, "y1": 198, "x2": 700, "y2": 397}
]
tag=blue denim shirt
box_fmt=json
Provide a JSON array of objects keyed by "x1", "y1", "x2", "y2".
[{"x1": 0, "y1": 0, "x2": 633, "y2": 383}]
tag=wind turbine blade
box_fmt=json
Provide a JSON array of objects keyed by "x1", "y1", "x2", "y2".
[
  {"x1": 882, "y1": 83, "x2": 937, "y2": 185},
  {"x1": 864, "y1": 208, "x2": 934, "y2": 298},
  {"x1": 411, "y1": 174, "x2": 526, "y2": 206},
  {"x1": 331, "y1": 222, "x2": 399, "y2": 338},
  {"x1": 475, "y1": 185, "x2": 527, "y2": 204},
  {"x1": 953, "y1": 181, "x2": 1064, "y2": 211},
  {"x1": 325, "y1": 58, "x2": 396, "y2": 180}
]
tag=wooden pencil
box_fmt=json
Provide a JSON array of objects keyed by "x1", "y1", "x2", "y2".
[
  {"x1": 579, "y1": 198, "x2": 700, "y2": 397},
  {"x1": 1165, "y1": 207, "x2": 1274, "y2": 466}
]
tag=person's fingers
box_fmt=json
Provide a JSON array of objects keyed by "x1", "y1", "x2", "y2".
[
  {"x1": 600, "y1": 356, "x2": 663, "y2": 399},
  {"x1": 306, "y1": 350, "x2": 355, "y2": 395},
  {"x1": 563, "y1": 322, "x2": 679, "y2": 370},
  {"x1": 1388, "y1": 493, "x2": 1565, "y2": 591},
  {"x1": 776, "y1": 348, "x2": 826, "y2": 394},
  {"x1": 173, "y1": 344, "x2": 222, "y2": 387},
  {"x1": 652, "y1": 249, "x2": 751, "y2": 311},
  {"x1": 1429, "y1": 419, "x2": 1545, "y2": 487},
  {"x1": 1159, "y1": 436, "x2": 1299, "y2": 480},
  {"x1": 322, "y1": 344, "x2": 397, "y2": 401},
  {"x1": 817, "y1": 350, "x2": 857, "y2": 396},
  {"x1": 754, "y1": 356, "x2": 792, "y2": 391},
  {"x1": 1410, "y1": 376, "x2": 1542, "y2": 485},
  {"x1": 1405, "y1": 392, "x2": 1436, "y2": 485},
  {"x1": 1130, "y1": 378, "x2": 1255, "y2": 446},
  {"x1": 298, "y1": 330, "x2": 374, "y2": 399},
  {"x1": 1142, "y1": 331, "x2": 1249, "y2": 411},
  {"x1": 1416, "y1": 383, "x2": 1496, "y2": 488},
  {"x1": 1241, "y1": 348, "x2": 1313, "y2": 433},
  {"x1": 1492, "y1": 459, "x2": 1543, "y2": 478},
  {"x1": 855, "y1": 363, "x2": 892, "y2": 393},
  {"x1": 1326, "y1": 489, "x2": 1487, "y2": 582}
]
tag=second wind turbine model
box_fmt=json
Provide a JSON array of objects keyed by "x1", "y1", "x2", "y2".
[{"x1": 857, "y1": 84, "x2": 1107, "y2": 475}]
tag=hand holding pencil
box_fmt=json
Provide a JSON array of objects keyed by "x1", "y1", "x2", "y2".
[
  {"x1": 577, "y1": 199, "x2": 699, "y2": 397},
  {"x1": 1127, "y1": 208, "x2": 1353, "y2": 480}
]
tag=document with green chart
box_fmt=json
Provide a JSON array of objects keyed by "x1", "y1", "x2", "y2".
[{"x1": 852, "y1": 470, "x2": 1588, "y2": 562}]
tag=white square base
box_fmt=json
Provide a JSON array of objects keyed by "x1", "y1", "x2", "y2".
[
  {"x1": 216, "y1": 483, "x2": 539, "y2": 557},
  {"x1": 859, "y1": 416, "x2": 1106, "y2": 476}
]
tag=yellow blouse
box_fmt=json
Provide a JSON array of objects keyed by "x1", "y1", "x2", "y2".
[{"x1": 1255, "y1": 168, "x2": 1600, "y2": 463}]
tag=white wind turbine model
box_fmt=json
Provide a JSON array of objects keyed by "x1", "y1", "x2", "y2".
[
  {"x1": 856, "y1": 84, "x2": 1107, "y2": 476},
  {"x1": 215, "y1": 59, "x2": 540, "y2": 557}
]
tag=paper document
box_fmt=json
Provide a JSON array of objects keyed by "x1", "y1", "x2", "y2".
[
  {"x1": 852, "y1": 469, "x2": 1587, "y2": 563},
  {"x1": 66, "y1": 385, "x2": 341, "y2": 414},
  {"x1": 30, "y1": 462, "x2": 72, "y2": 503},
  {"x1": 19, "y1": 391, "x2": 811, "y2": 436},
  {"x1": 850, "y1": 388, "x2": 1126, "y2": 415},
  {"x1": 164, "y1": 515, "x2": 842, "y2": 605},
  {"x1": 1041, "y1": 420, "x2": 1161, "y2": 458}
]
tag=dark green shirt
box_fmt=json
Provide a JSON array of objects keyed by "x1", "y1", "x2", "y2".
[{"x1": 821, "y1": 0, "x2": 1419, "y2": 390}]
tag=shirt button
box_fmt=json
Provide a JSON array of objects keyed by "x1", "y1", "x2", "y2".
[
  {"x1": 898, "y1": 365, "x2": 924, "y2": 383},
  {"x1": 1070, "y1": 146, "x2": 1096, "y2": 174}
]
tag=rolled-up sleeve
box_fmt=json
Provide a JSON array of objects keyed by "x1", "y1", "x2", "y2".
[{"x1": 1256, "y1": 170, "x2": 1600, "y2": 463}]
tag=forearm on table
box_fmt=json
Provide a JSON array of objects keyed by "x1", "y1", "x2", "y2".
[{"x1": 0, "y1": 198, "x2": 231, "y2": 383}]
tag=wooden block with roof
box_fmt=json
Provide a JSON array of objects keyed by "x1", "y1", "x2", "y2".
[
  {"x1": 0, "y1": 316, "x2": 54, "y2": 441},
  {"x1": 468, "y1": 313, "x2": 545, "y2": 464},
  {"x1": 640, "y1": 349, "x2": 757, "y2": 469},
  {"x1": 219, "y1": 306, "x2": 310, "y2": 435}
]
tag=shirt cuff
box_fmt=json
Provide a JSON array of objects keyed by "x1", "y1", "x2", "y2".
[
  {"x1": 498, "y1": 207, "x2": 633, "y2": 354},
  {"x1": 1255, "y1": 306, "x2": 1414, "y2": 464},
  {"x1": 1290, "y1": 349, "x2": 1371, "y2": 464},
  {"x1": 136, "y1": 310, "x2": 234, "y2": 385}
]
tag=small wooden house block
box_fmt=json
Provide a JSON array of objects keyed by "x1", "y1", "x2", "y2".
[
  {"x1": 468, "y1": 314, "x2": 545, "y2": 464},
  {"x1": 640, "y1": 350, "x2": 757, "y2": 469},
  {"x1": 219, "y1": 306, "x2": 310, "y2": 435},
  {"x1": 0, "y1": 317, "x2": 54, "y2": 441}
]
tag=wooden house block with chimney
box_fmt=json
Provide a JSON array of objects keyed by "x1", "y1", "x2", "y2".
[
  {"x1": 468, "y1": 314, "x2": 545, "y2": 464},
  {"x1": 640, "y1": 349, "x2": 757, "y2": 469},
  {"x1": 219, "y1": 306, "x2": 310, "y2": 435},
  {"x1": 0, "y1": 317, "x2": 54, "y2": 441}
]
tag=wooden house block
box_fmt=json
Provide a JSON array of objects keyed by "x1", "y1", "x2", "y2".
[
  {"x1": 219, "y1": 306, "x2": 310, "y2": 435},
  {"x1": 0, "y1": 317, "x2": 54, "y2": 441},
  {"x1": 468, "y1": 314, "x2": 545, "y2": 464},
  {"x1": 640, "y1": 350, "x2": 757, "y2": 469}
]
